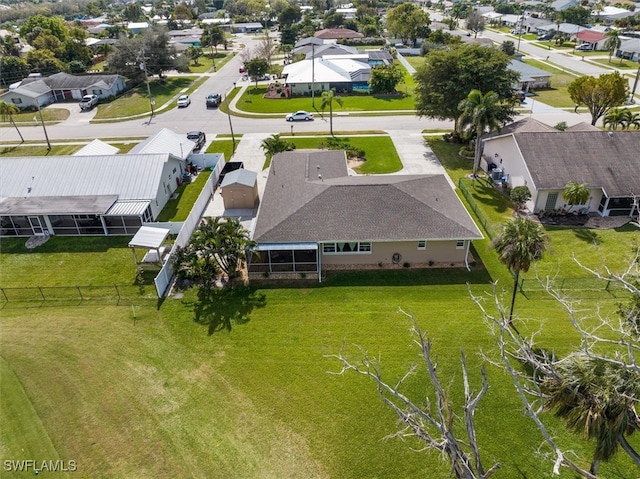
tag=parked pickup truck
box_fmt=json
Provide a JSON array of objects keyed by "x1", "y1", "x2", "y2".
[{"x1": 79, "y1": 94, "x2": 99, "y2": 111}]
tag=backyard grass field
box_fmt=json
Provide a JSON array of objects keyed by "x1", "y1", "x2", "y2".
[{"x1": 1, "y1": 139, "x2": 639, "y2": 477}]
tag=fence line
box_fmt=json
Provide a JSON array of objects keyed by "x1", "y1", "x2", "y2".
[
  {"x1": 0, "y1": 285, "x2": 156, "y2": 304},
  {"x1": 153, "y1": 163, "x2": 221, "y2": 297},
  {"x1": 457, "y1": 178, "x2": 498, "y2": 240}
]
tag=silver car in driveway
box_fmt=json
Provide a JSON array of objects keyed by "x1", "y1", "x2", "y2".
[{"x1": 286, "y1": 110, "x2": 314, "y2": 121}]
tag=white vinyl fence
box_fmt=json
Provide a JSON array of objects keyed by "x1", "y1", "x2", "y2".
[{"x1": 153, "y1": 161, "x2": 223, "y2": 297}]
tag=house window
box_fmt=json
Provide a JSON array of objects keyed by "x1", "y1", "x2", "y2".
[
  {"x1": 323, "y1": 242, "x2": 371, "y2": 254},
  {"x1": 545, "y1": 192, "x2": 558, "y2": 211},
  {"x1": 92, "y1": 89, "x2": 102, "y2": 95},
  {"x1": 417, "y1": 240, "x2": 427, "y2": 250},
  {"x1": 11, "y1": 98, "x2": 22, "y2": 104},
  {"x1": 323, "y1": 243, "x2": 336, "y2": 253},
  {"x1": 456, "y1": 240, "x2": 465, "y2": 249}
]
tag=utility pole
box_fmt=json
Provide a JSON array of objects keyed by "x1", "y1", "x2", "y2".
[
  {"x1": 35, "y1": 100, "x2": 51, "y2": 151},
  {"x1": 311, "y1": 42, "x2": 315, "y2": 109},
  {"x1": 139, "y1": 50, "x2": 154, "y2": 123},
  {"x1": 226, "y1": 86, "x2": 236, "y2": 157},
  {"x1": 631, "y1": 64, "x2": 640, "y2": 103}
]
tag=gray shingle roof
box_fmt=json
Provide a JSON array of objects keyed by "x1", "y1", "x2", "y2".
[
  {"x1": 20, "y1": 72, "x2": 124, "y2": 90},
  {"x1": 253, "y1": 151, "x2": 483, "y2": 243},
  {"x1": 512, "y1": 131, "x2": 640, "y2": 196}
]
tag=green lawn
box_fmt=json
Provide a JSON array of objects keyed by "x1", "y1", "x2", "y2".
[
  {"x1": 186, "y1": 52, "x2": 230, "y2": 73},
  {"x1": 403, "y1": 55, "x2": 424, "y2": 70},
  {"x1": 156, "y1": 171, "x2": 211, "y2": 222},
  {"x1": 206, "y1": 139, "x2": 236, "y2": 160},
  {"x1": 591, "y1": 58, "x2": 640, "y2": 70},
  {"x1": 289, "y1": 135, "x2": 403, "y2": 174},
  {"x1": 1, "y1": 275, "x2": 637, "y2": 477},
  {"x1": 521, "y1": 58, "x2": 577, "y2": 108},
  {"x1": 1, "y1": 108, "x2": 70, "y2": 124},
  {"x1": 0, "y1": 144, "x2": 81, "y2": 157},
  {"x1": 93, "y1": 77, "x2": 197, "y2": 119}
]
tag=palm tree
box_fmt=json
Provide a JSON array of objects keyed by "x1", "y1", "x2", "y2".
[
  {"x1": 458, "y1": 89, "x2": 501, "y2": 175},
  {"x1": 621, "y1": 108, "x2": 640, "y2": 130},
  {"x1": 0, "y1": 100, "x2": 24, "y2": 143},
  {"x1": 320, "y1": 88, "x2": 343, "y2": 136},
  {"x1": 603, "y1": 108, "x2": 626, "y2": 130},
  {"x1": 604, "y1": 30, "x2": 621, "y2": 64},
  {"x1": 260, "y1": 134, "x2": 295, "y2": 158},
  {"x1": 542, "y1": 355, "x2": 640, "y2": 475},
  {"x1": 562, "y1": 181, "x2": 590, "y2": 213},
  {"x1": 493, "y1": 218, "x2": 548, "y2": 325}
]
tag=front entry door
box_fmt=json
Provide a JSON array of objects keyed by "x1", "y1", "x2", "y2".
[{"x1": 28, "y1": 216, "x2": 44, "y2": 236}]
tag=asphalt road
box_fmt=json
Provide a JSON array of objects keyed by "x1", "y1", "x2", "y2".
[{"x1": 0, "y1": 31, "x2": 600, "y2": 144}]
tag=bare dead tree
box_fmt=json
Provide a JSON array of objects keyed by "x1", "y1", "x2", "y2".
[
  {"x1": 471, "y1": 245, "x2": 640, "y2": 477},
  {"x1": 255, "y1": 36, "x2": 274, "y2": 67},
  {"x1": 326, "y1": 309, "x2": 500, "y2": 479}
]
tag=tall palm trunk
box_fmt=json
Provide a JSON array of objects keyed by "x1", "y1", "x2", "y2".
[
  {"x1": 329, "y1": 103, "x2": 334, "y2": 136},
  {"x1": 10, "y1": 114, "x2": 24, "y2": 143},
  {"x1": 508, "y1": 269, "x2": 520, "y2": 325}
]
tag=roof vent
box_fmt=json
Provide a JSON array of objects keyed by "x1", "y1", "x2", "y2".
[{"x1": 608, "y1": 131, "x2": 613, "y2": 139}]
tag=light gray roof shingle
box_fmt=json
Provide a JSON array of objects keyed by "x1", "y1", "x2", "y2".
[
  {"x1": 20, "y1": 72, "x2": 124, "y2": 90},
  {"x1": 253, "y1": 151, "x2": 482, "y2": 243},
  {"x1": 221, "y1": 169, "x2": 257, "y2": 188}
]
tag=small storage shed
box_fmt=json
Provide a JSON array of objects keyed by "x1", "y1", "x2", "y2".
[{"x1": 220, "y1": 169, "x2": 259, "y2": 210}]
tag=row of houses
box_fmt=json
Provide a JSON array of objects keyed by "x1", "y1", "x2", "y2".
[{"x1": 2, "y1": 123, "x2": 639, "y2": 282}]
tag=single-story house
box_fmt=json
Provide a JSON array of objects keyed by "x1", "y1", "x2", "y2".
[
  {"x1": 479, "y1": 119, "x2": 640, "y2": 217},
  {"x1": 538, "y1": 22, "x2": 582, "y2": 36},
  {"x1": 0, "y1": 72, "x2": 127, "y2": 108},
  {"x1": 335, "y1": 7, "x2": 357, "y2": 19},
  {"x1": 127, "y1": 22, "x2": 149, "y2": 34},
  {"x1": 522, "y1": 16, "x2": 554, "y2": 32},
  {"x1": 592, "y1": 6, "x2": 637, "y2": 21},
  {"x1": 550, "y1": 0, "x2": 578, "y2": 11},
  {"x1": 294, "y1": 38, "x2": 393, "y2": 66},
  {"x1": 575, "y1": 29, "x2": 607, "y2": 50},
  {"x1": 281, "y1": 57, "x2": 371, "y2": 95},
  {"x1": 248, "y1": 150, "x2": 483, "y2": 279},
  {"x1": 500, "y1": 14, "x2": 524, "y2": 27},
  {"x1": 220, "y1": 169, "x2": 259, "y2": 210},
  {"x1": 509, "y1": 59, "x2": 552, "y2": 91},
  {"x1": 231, "y1": 22, "x2": 263, "y2": 33},
  {"x1": 314, "y1": 28, "x2": 364, "y2": 40},
  {"x1": 0, "y1": 153, "x2": 191, "y2": 237},
  {"x1": 617, "y1": 37, "x2": 640, "y2": 61}
]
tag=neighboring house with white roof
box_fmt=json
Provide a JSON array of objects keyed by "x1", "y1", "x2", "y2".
[
  {"x1": 0, "y1": 153, "x2": 188, "y2": 237},
  {"x1": 479, "y1": 118, "x2": 640, "y2": 217},
  {"x1": 282, "y1": 57, "x2": 371, "y2": 94},
  {"x1": 592, "y1": 5, "x2": 637, "y2": 21},
  {"x1": 129, "y1": 128, "x2": 197, "y2": 160},
  {"x1": 73, "y1": 139, "x2": 120, "y2": 156},
  {"x1": 248, "y1": 150, "x2": 483, "y2": 280}
]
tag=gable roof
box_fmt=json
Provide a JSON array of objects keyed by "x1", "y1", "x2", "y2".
[
  {"x1": 509, "y1": 59, "x2": 552, "y2": 81},
  {"x1": 314, "y1": 28, "x2": 364, "y2": 39},
  {"x1": 73, "y1": 139, "x2": 120, "y2": 156},
  {"x1": 21, "y1": 72, "x2": 124, "y2": 91},
  {"x1": 510, "y1": 131, "x2": 640, "y2": 197},
  {"x1": 282, "y1": 57, "x2": 371, "y2": 83},
  {"x1": 619, "y1": 37, "x2": 640, "y2": 54},
  {"x1": 221, "y1": 169, "x2": 257, "y2": 188},
  {"x1": 485, "y1": 117, "x2": 555, "y2": 140},
  {"x1": 253, "y1": 151, "x2": 483, "y2": 243},
  {"x1": 129, "y1": 128, "x2": 195, "y2": 159},
  {"x1": 0, "y1": 153, "x2": 183, "y2": 203},
  {"x1": 3, "y1": 80, "x2": 51, "y2": 99},
  {"x1": 565, "y1": 121, "x2": 599, "y2": 131},
  {"x1": 576, "y1": 30, "x2": 606, "y2": 42}
]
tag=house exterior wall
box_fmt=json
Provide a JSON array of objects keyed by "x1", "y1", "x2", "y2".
[
  {"x1": 0, "y1": 90, "x2": 53, "y2": 108},
  {"x1": 482, "y1": 135, "x2": 538, "y2": 211},
  {"x1": 289, "y1": 81, "x2": 330, "y2": 95},
  {"x1": 534, "y1": 187, "x2": 603, "y2": 213},
  {"x1": 221, "y1": 183, "x2": 258, "y2": 209},
  {"x1": 151, "y1": 158, "x2": 186, "y2": 218},
  {"x1": 321, "y1": 240, "x2": 469, "y2": 266}
]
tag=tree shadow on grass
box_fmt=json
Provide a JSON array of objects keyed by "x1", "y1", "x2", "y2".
[
  {"x1": 191, "y1": 286, "x2": 266, "y2": 335},
  {"x1": 573, "y1": 228, "x2": 599, "y2": 244},
  {"x1": 469, "y1": 181, "x2": 510, "y2": 214}
]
